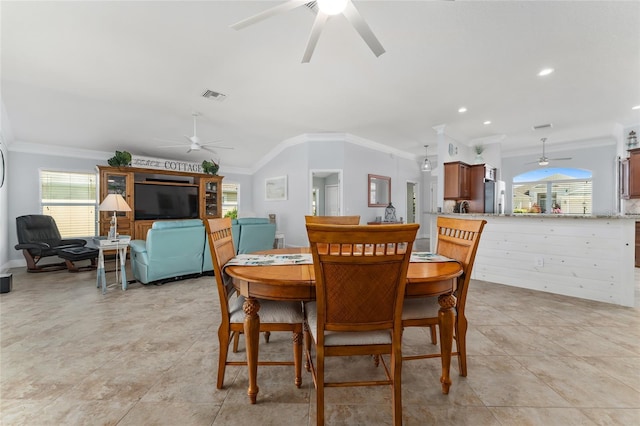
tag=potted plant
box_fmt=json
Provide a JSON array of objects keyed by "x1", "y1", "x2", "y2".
[
  {"x1": 202, "y1": 159, "x2": 219, "y2": 175},
  {"x1": 107, "y1": 150, "x2": 132, "y2": 167},
  {"x1": 473, "y1": 144, "x2": 485, "y2": 164}
]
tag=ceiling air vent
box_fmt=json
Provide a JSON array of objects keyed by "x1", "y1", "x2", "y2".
[
  {"x1": 304, "y1": 1, "x2": 319, "y2": 14},
  {"x1": 201, "y1": 89, "x2": 227, "y2": 102},
  {"x1": 532, "y1": 123, "x2": 553, "y2": 130}
]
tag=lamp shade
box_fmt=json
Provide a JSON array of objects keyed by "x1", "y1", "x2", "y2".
[{"x1": 99, "y1": 193, "x2": 131, "y2": 212}]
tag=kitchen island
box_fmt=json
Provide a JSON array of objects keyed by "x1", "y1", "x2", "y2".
[{"x1": 426, "y1": 213, "x2": 638, "y2": 307}]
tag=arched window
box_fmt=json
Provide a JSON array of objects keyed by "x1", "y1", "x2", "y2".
[{"x1": 512, "y1": 168, "x2": 592, "y2": 214}]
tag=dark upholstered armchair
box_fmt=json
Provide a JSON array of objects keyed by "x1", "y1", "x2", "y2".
[{"x1": 15, "y1": 215, "x2": 87, "y2": 272}]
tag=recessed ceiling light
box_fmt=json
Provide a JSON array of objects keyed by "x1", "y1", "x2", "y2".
[
  {"x1": 458, "y1": 107, "x2": 467, "y2": 113},
  {"x1": 483, "y1": 120, "x2": 491, "y2": 125},
  {"x1": 538, "y1": 68, "x2": 554, "y2": 77},
  {"x1": 632, "y1": 105, "x2": 640, "y2": 110}
]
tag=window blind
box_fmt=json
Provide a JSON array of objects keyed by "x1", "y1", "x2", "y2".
[{"x1": 40, "y1": 170, "x2": 97, "y2": 237}]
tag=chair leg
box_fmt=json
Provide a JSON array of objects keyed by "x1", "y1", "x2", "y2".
[
  {"x1": 304, "y1": 323, "x2": 312, "y2": 372},
  {"x1": 21, "y1": 250, "x2": 66, "y2": 272},
  {"x1": 316, "y1": 347, "x2": 325, "y2": 426},
  {"x1": 232, "y1": 331, "x2": 240, "y2": 353},
  {"x1": 430, "y1": 324, "x2": 438, "y2": 345},
  {"x1": 456, "y1": 315, "x2": 468, "y2": 377},
  {"x1": 293, "y1": 331, "x2": 303, "y2": 388},
  {"x1": 264, "y1": 331, "x2": 271, "y2": 343},
  {"x1": 217, "y1": 326, "x2": 231, "y2": 389},
  {"x1": 391, "y1": 348, "x2": 403, "y2": 426}
]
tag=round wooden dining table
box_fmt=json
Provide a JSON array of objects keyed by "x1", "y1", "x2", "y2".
[{"x1": 224, "y1": 248, "x2": 463, "y2": 404}]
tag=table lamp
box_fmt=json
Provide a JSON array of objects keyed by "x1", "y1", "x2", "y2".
[{"x1": 98, "y1": 193, "x2": 131, "y2": 240}]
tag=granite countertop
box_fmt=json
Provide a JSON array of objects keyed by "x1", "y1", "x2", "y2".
[{"x1": 427, "y1": 212, "x2": 640, "y2": 219}]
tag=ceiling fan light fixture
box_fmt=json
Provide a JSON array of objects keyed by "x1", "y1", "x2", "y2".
[
  {"x1": 421, "y1": 145, "x2": 432, "y2": 172},
  {"x1": 538, "y1": 160, "x2": 549, "y2": 166},
  {"x1": 317, "y1": 0, "x2": 348, "y2": 15},
  {"x1": 538, "y1": 67, "x2": 554, "y2": 77}
]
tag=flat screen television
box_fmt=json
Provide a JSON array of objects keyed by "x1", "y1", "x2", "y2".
[{"x1": 134, "y1": 183, "x2": 199, "y2": 220}]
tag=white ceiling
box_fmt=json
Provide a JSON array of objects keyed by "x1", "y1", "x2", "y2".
[{"x1": 2, "y1": 0, "x2": 639, "y2": 170}]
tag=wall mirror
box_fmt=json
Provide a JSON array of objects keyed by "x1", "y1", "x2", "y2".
[{"x1": 368, "y1": 174, "x2": 391, "y2": 207}]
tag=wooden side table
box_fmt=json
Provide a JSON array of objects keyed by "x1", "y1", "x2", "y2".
[{"x1": 95, "y1": 239, "x2": 130, "y2": 294}]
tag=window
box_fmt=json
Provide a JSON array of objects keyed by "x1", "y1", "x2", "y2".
[
  {"x1": 222, "y1": 183, "x2": 239, "y2": 217},
  {"x1": 40, "y1": 170, "x2": 97, "y2": 237},
  {"x1": 512, "y1": 168, "x2": 592, "y2": 214}
]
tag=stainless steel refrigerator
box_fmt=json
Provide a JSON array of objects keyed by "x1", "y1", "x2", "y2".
[{"x1": 484, "y1": 180, "x2": 505, "y2": 214}]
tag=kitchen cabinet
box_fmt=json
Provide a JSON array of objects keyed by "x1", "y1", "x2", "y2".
[
  {"x1": 444, "y1": 162, "x2": 471, "y2": 200},
  {"x1": 468, "y1": 164, "x2": 486, "y2": 213}
]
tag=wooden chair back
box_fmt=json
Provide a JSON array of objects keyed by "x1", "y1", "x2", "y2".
[
  {"x1": 205, "y1": 218, "x2": 237, "y2": 320},
  {"x1": 434, "y1": 217, "x2": 487, "y2": 313},
  {"x1": 306, "y1": 223, "x2": 418, "y2": 336},
  {"x1": 305, "y1": 215, "x2": 360, "y2": 225}
]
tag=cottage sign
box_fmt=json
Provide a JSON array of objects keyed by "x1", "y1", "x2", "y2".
[{"x1": 131, "y1": 155, "x2": 204, "y2": 174}]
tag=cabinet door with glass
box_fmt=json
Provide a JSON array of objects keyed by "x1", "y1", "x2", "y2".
[
  {"x1": 98, "y1": 167, "x2": 134, "y2": 237},
  {"x1": 199, "y1": 176, "x2": 223, "y2": 218}
]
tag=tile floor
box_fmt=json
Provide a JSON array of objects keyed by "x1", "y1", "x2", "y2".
[{"x1": 1, "y1": 260, "x2": 639, "y2": 425}]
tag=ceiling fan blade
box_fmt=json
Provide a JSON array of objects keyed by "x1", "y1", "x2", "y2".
[
  {"x1": 550, "y1": 157, "x2": 572, "y2": 161},
  {"x1": 524, "y1": 160, "x2": 541, "y2": 165},
  {"x1": 201, "y1": 146, "x2": 219, "y2": 154},
  {"x1": 159, "y1": 144, "x2": 189, "y2": 149},
  {"x1": 302, "y1": 11, "x2": 329, "y2": 63},
  {"x1": 200, "y1": 140, "x2": 234, "y2": 150},
  {"x1": 342, "y1": 1, "x2": 385, "y2": 57},
  {"x1": 230, "y1": 0, "x2": 309, "y2": 30}
]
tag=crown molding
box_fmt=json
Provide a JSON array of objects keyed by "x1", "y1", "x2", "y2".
[
  {"x1": 8, "y1": 141, "x2": 112, "y2": 160},
  {"x1": 252, "y1": 132, "x2": 419, "y2": 173}
]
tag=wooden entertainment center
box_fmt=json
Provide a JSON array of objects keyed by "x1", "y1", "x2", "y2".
[{"x1": 97, "y1": 165, "x2": 223, "y2": 240}]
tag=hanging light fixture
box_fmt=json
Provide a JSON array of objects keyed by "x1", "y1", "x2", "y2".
[
  {"x1": 421, "y1": 145, "x2": 432, "y2": 172},
  {"x1": 628, "y1": 130, "x2": 638, "y2": 148}
]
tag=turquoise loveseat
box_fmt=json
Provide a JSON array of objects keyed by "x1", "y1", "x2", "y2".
[
  {"x1": 130, "y1": 219, "x2": 213, "y2": 284},
  {"x1": 129, "y1": 218, "x2": 276, "y2": 285}
]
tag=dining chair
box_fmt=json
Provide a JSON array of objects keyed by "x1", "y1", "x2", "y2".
[
  {"x1": 304, "y1": 215, "x2": 360, "y2": 225},
  {"x1": 401, "y1": 216, "x2": 486, "y2": 377},
  {"x1": 305, "y1": 223, "x2": 419, "y2": 426},
  {"x1": 205, "y1": 218, "x2": 304, "y2": 390}
]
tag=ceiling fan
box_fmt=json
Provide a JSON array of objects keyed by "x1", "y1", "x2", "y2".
[
  {"x1": 230, "y1": 0, "x2": 385, "y2": 63},
  {"x1": 525, "y1": 138, "x2": 572, "y2": 166},
  {"x1": 158, "y1": 113, "x2": 233, "y2": 154}
]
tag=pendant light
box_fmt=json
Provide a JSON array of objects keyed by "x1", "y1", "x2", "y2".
[{"x1": 421, "y1": 145, "x2": 432, "y2": 172}]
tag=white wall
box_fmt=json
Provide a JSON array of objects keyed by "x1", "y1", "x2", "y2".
[
  {"x1": 468, "y1": 215, "x2": 636, "y2": 307},
  {"x1": 502, "y1": 141, "x2": 617, "y2": 215},
  {"x1": 0, "y1": 142, "x2": 9, "y2": 271},
  {"x1": 0, "y1": 100, "x2": 12, "y2": 270},
  {"x1": 250, "y1": 135, "x2": 423, "y2": 248},
  {"x1": 6, "y1": 151, "x2": 108, "y2": 266}
]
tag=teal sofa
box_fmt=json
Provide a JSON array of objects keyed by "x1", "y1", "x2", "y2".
[
  {"x1": 233, "y1": 218, "x2": 277, "y2": 254},
  {"x1": 130, "y1": 219, "x2": 213, "y2": 284}
]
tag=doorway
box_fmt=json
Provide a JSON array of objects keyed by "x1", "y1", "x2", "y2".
[
  {"x1": 406, "y1": 181, "x2": 417, "y2": 224},
  {"x1": 310, "y1": 170, "x2": 342, "y2": 216}
]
